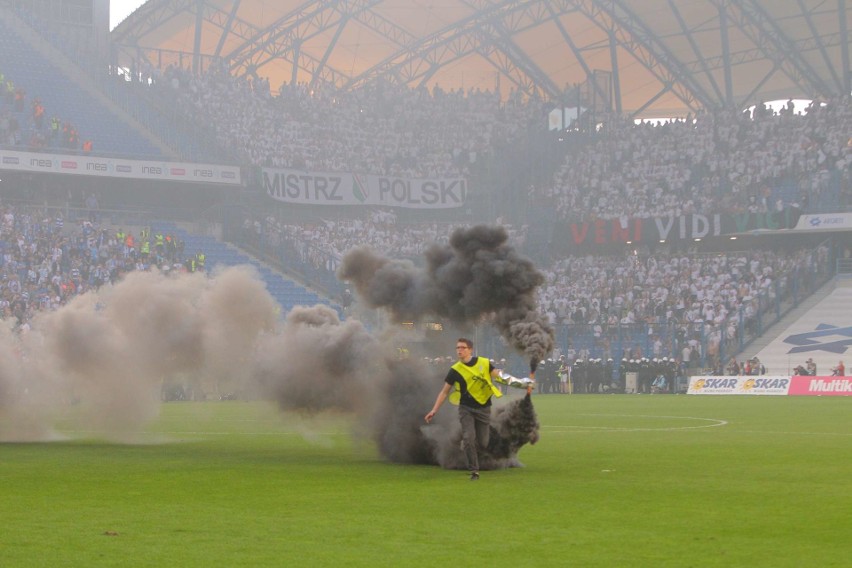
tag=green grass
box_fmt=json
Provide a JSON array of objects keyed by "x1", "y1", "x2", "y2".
[{"x1": 2, "y1": 395, "x2": 851, "y2": 567}]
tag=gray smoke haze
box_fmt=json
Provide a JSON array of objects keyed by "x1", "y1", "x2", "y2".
[
  {"x1": 251, "y1": 304, "x2": 390, "y2": 414},
  {"x1": 379, "y1": 357, "x2": 540, "y2": 469},
  {"x1": 337, "y1": 224, "x2": 555, "y2": 364},
  {"x1": 0, "y1": 266, "x2": 276, "y2": 442},
  {"x1": 252, "y1": 308, "x2": 538, "y2": 470},
  {"x1": 0, "y1": 265, "x2": 539, "y2": 469}
]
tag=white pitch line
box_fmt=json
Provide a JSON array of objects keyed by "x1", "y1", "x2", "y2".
[{"x1": 732, "y1": 429, "x2": 852, "y2": 437}]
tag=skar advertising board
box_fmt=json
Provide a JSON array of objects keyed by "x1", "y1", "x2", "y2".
[
  {"x1": 687, "y1": 375, "x2": 852, "y2": 396},
  {"x1": 687, "y1": 376, "x2": 791, "y2": 395}
]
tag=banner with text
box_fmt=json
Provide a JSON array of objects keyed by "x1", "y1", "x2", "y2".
[
  {"x1": 262, "y1": 168, "x2": 466, "y2": 209},
  {"x1": 788, "y1": 376, "x2": 852, "y2": 396},
  {"x1": 0, "y1": 149, "x2": 241, "y2": 185},
  {"x1": 557, "y1": 208, "x2": 805, "y2": 250},
  {"x1": 687, "y1": 376, "x2": 791, "y2": 395},
  {"x1": 792, "y1": 213, "x2": 852, "y2": 232}
]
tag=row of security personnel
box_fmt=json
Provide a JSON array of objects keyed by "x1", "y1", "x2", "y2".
[{"x1": 619, "y1": 357, "x2": 680, "y2": 393}]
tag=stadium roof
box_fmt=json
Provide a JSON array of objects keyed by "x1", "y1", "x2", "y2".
[{"x1": 112, "y1": 0, "x2": 851, "y2": 119}]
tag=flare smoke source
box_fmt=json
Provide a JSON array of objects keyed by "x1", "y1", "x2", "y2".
[
  {"x1": 338, "y1": 225, "x2": 554, "y2": 362},
  {"x1": 368, "y1": 359, "x2": 539, "y2": 469}
]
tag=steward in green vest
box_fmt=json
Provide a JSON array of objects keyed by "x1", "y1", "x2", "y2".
[
  {"x1": 425, "y1": 338, "x2": 507, "y2": 480},
  {"x1": 448, "y1": 356, "x2": 502, "y2": 406}
]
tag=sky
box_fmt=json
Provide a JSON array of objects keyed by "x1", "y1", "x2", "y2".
[{"x1": 111, "y1": 0, "x2": 148, "y2": 30}]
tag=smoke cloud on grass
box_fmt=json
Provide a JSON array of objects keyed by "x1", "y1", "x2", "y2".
[
  {"x1": 0, "y1": 266, "x2": 277, "y2": 442},
  {"x1": 0, "y1": 229, "x2": 542, "y2": 468}
]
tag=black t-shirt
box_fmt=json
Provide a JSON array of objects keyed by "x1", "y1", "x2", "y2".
[{"x1": 445, "y1": 356, "x2": 495, "y2": 409}]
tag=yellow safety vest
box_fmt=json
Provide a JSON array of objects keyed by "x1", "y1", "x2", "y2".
[{"x1": 449, "y1": 356, "x2": 502, "y2": 405}]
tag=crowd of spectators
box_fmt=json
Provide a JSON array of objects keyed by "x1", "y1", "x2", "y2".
[
  {"x1": 162, "y1": 61, "x2": 542, "y2": 178},
  {"x1": 242, "y1": 209, "x2": 527, "y2": 269},
  {"x1": 0, "y1": 71, "x2": 87, "y2": 152},
  {"x1": 533, "y1": 98, "x2": 852, "y2": 221},
  {"x1": 537, "y1": 245, "x2": 830, "y2": 367},
  {"x1": 0, "y1": 203, "x2": 189, "y2": 330},
  {"x1": 539, "y1": 247, "x2": 829, "y2": 328},
  {"x1": 149, "y1": 60, "x2": 850, "y2": 218}
]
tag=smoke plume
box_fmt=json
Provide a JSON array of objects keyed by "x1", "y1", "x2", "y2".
[
  {"x1": 0, "y1": 266, "x2": 276, "y2": 442},
  {"x1": 337, "y1": 224, "x2": 554, "y2": 362}
]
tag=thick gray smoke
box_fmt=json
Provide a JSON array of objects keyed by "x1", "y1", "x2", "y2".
[
  {"x1": 247, "y1": 305, "x2": 538, "y2": 469},
  {"x1": 0, "y1": 266, "x2": 276, "y2": 442},
  {"x1": 337, "y1": 224, "x2": 555, "y2": 364},
  {"x1": 382, "y1": 358, "x2": 540, "y2": 469},
  {"x1": 251, "y1": 304, "x2": 390, "y2": 414},
  {"x1": 0, "y1": 264, "x2": 539, "y2": 469}
]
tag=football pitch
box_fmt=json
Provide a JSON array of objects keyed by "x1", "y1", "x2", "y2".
[{"x1": 2, "y1": 394, "x2": 850, "y2": 567}]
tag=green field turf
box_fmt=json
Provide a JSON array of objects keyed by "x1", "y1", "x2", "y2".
[{"x1": 2, "y1": 394, "x2": 850, "y2": 567}]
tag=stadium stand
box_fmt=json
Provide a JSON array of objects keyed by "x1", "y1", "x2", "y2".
[
  {"x1": 150, "y1": 221, "x2": 333, "y2": 314},
  {"x1": 0, "y1": 11, "x2": 164, "y2": 158},
  {"x1": 533, "y1": 101, "x2": 851, "y2": 222},
  {"x1": 163, "y1": 62, "x2": 540, "y2": 178}
]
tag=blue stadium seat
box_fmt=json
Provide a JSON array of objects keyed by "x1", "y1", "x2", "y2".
[{"x1": 150, "y1": 223, "x2": 339, "y2": 317}]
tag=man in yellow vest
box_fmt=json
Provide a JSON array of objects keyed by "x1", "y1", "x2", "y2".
[{"x1": 425, "y1": 337, "x2": 530, "y2": 480}]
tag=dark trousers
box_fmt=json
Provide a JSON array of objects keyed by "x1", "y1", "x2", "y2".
[{"x1": 459, "y1": 405, "x2": 491, "y2": 473}]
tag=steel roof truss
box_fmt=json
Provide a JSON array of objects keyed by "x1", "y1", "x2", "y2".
[
  {"x1": 741, "y1": 61, "x2": 782, "y2": 106},
  {"x1": 345, "y1": 0, "x2": 528, "y2": 89},
  {"x1": 308, "y1": 15, "x2": 350, "y2": 90},
  {"x1": 223, "y1": 0, "x2": 328, "y2": 65},
  {"x1": 346, "y1": 1, "x2": 575, "y2": 91},
  {"x1": 227, "y1": 1, "x2": 382, "y2": 72},
  {"x1": 629, "y1": 83, "x2": 674, "y2": 119},
  {"x1": 573, "y1": 0, "x2": 705, "y2": 113},
  {"x1": 114, "y1": 0, "x2": 195, "y2": 45},
  {"x1": 469, "y1": 4, "x2": 562, "y2": 97},
  {"x1": 546, "y1": 3, "x2": 612, "y2": 106},
  {"x1": 476, "y1": 34, "x2": 551, "y2": 98},
  {"x1": 667, "y1": 0, "x2": 725, "y2": 103},
  {"x1": 214, "y1": 0, "x2": 244, "y2": 58},
  {"x1": 796, "y1": 0, "x2": 843, "y2": 91},
  {"x1": 729, "y1": 0, "x2": 833, "y2": 97},
  {"x1": 349, "y1": 3, "x2": 419, "y2": 48}
]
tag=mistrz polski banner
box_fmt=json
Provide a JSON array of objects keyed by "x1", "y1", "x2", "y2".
[{"x1": 262, "y1": 167, "x2": 466, "y2": 209}]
